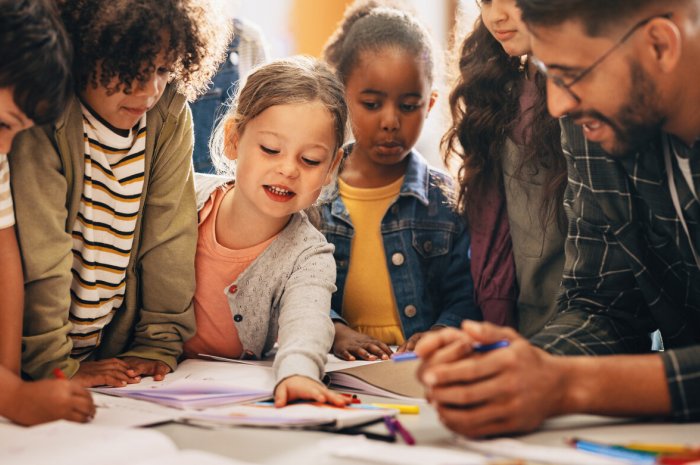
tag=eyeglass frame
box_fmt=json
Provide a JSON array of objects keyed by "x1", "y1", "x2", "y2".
[{"x1": 530, "y1": 12, "x2": 674, "y2": 103}]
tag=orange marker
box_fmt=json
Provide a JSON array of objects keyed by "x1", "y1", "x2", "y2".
[{"x1": 52, "y1": 367, "x2": 67, "y2": 379}]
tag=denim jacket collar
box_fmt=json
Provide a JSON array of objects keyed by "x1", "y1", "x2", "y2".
[{"x1": 327, "y1": 148, "x2": 431, "y2": 224}]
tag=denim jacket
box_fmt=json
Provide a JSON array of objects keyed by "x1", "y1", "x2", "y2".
[{"x1": 318, "y1": 150, "x2": 481, "y2": 338}]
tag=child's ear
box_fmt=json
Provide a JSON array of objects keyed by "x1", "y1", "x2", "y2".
[
  {"x1": 426, "y1": 90, "x2": 438, "y2": 117},
  {"x1": 223, "y1": 119, "x2": 239, "y2": 161},
  {"x1": 324, "y1": 148, "x2": 344, "y2": 185}
]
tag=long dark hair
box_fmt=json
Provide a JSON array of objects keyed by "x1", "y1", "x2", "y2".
[{"x1": 442, "y1": 18, "x2": 566, "y2": 231}]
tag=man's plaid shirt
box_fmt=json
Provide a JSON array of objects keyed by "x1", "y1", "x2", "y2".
[{"x1": 530, "y1": 118, "x2": 700, "y2": 421}]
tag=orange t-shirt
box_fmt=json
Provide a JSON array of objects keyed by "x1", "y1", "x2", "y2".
[{"x1": 184, "y1": 185, "x2": 275, "y2": 359}]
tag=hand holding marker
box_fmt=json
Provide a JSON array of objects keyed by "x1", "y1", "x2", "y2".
[{"x1": 391, "y1": 339, "x2": 511, "y2": 362}]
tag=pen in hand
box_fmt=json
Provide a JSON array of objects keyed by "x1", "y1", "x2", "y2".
[{"x1": 391, "y1": 339, "x2": 511, "y2": 362}]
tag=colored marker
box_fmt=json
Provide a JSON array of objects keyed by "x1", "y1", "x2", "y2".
[
  {"x1": 382, "y1": 415, "x2": 397, "y2": 437},
  {"x1": 388, "y1": 416, "x2": 415, "y2": 445},
  {"x1": 473, "y1": 340, "x2": 510, "y2": 352},
  {"x1": 390, "y1": 352, "x2": 419, "y2": 362},
  {"x1": 350, "y1": 403, "x2": 420, "y2": 414},
  {"x1": 569, "y1": 438, "x2": 656, "y2": 464},
  {"x1": 391, "y1": 339, "x2": 511, "y2": 362},
  {"x1": 53, "y1": 368, "x2": 67, "y2": 380},
  {"x1": 624, "y1": 443, "x2": 700, "y2": 455}
]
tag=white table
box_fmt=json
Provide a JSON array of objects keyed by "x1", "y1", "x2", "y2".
[{"x1": 154, "y1": 397, "x2": 700, "y2": 464}]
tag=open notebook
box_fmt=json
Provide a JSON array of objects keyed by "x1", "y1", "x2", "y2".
[
  {"x1": 185, "y1": 402, "x2": 397, "y2": 430},
  {"x1": 92, "y1": 359, "x2": 273, "y2": 409},
  {"x1": 201, "y1": 353, "x2": 425, "y2": 401}
]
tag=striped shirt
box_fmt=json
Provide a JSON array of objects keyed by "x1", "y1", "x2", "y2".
[
  {"x1": 0, "y1": 153, "x2": 14, "y2": 229},
  {"x1": 68, "y1": 105, "x2": 146, "y2": 358}
]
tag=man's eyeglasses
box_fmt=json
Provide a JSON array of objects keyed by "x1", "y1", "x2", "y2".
[{"x1": 531, "y1": 13, "x2": 673, "y2": 103}]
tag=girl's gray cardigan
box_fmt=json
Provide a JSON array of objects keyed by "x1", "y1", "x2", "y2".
[{"x1": 195, "y1": 174, "x2": 336, "y2": 383}]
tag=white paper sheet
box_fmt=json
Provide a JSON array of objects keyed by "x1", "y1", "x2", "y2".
[{"x1": 321, "y1": 436, "x2": 487, "y2": 465}]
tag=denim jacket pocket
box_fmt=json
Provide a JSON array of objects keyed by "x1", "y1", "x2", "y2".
[{"x1": 411, "y1": 229, "x2": 451, "y2": 259}]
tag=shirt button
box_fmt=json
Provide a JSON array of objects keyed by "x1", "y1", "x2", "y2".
[
  {"x1": 404, "y1": 305, "x2": 417, "y2": 318},
  {"x1": 391, "y1": 205, "x2": 399, "y2": 215},
  {"x1": 423, "y1": 241, "x2": 433, "y2": 253},
  {"x1": 391, "y1": 252, "x2": 405, "y2": 266},
  {"x1": 229, "y1": 285, "x2": 238, "y2": 294},
  {"x1": 234, "y1": 314, "x2": 243, "y2": 322}
]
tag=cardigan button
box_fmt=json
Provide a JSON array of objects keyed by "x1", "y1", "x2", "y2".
[
  {"x1": 234, "y1": 314, "x2": 243, "y2": 322},
  {"x1": 229, "y1": 285, "x2": 238, "y2": 294},
  {"x1": 403, "y1": 305, "x2": 417, "y2": 318},
  {"x1": 391, "y1": 252, "x2": 405, "y2": 266}
]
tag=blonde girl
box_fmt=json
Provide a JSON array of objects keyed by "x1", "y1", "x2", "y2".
[{"x1": 185, "y1": 56, "x2": 348, "y2": 406}]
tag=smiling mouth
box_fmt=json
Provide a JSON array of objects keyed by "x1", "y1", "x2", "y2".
[{"x1": 264, "y1": 185, "x2": 295, "y2": 197}]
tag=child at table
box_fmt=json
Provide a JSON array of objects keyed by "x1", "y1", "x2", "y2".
[
  {"x1": 183, "y1": 56, "x2": 348, "y2": 407},
  {"x1": 319, "y1": 1, "x2": 481, "y2": 361},
  {"x1": 9, "y1": 0, "x2": 230, "y2": 386},
  {"x1": 0, "y1": 0, "x2": 95, "y2": 425}
]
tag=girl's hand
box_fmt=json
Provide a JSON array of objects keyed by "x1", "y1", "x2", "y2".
[
  {"x1": 396, "y1": 331, "x2": 426, "y2": 353},
  {"x1": 6, "y1": 378, "x2": 96, "y2": 426},
  {"x1": 274, "y1": 375, "x2": 349, "y2": 407},
  {"x1": 73, "y1": 358, "x2": 141, "y2": 387},
  {"x1": 332, "y1": 322, "x2": 393, "y2": 361},
  {"x1": 121, "y1": 356, "x2": 172, "y2": 381},
  {"x1": 396, "y1": 326, "x2": 445, "y2": 353}
]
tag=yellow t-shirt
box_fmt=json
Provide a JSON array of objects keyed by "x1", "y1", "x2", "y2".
[{"x1": 339, "y1": 176, "x2": 405, "y2": 344}]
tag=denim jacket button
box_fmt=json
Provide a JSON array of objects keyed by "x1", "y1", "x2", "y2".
[
  {"x1": 234, "y1": 314, "x2": 243, "y2": 322},
  {"x1": 404, "y1": 305, "x2": 417, "y2": 318},
  {"x1": 391, "y1": 204, "x2": 399, "y2": 215},
  {"x1": 391, "y1": 252, "x2": 405, "y2": 266},
  {"x1": 423, "y1": 241, "x2": 433, "y2": 253}
]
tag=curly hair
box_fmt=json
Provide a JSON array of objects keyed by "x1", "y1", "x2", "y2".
[
  {"x1": 442, "y1": 18, "x2": 566, "y2": 231},
  {"x1": 209, "y1": 56, "x2": 348, "y2": 176},
  {"x1": 56, "y1": 0, "x2": 231, "y2": 101},
  {"x1": 0, "y1": 0, "x2": 72, "y2": 124},
  {"x1": 322, "y1": 0, "x2": 435, "y2": 85}
]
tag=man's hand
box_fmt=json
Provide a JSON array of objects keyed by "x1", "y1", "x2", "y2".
[{"x1": 416, "y1": 321, "x2": 566, "y2": 437}]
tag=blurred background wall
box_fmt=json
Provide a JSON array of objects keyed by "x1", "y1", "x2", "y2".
[{"x1": 223, "y1": 0, "x2": 481, "y2": 169}]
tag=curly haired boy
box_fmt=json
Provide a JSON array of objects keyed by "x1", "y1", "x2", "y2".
[{"x1": 9, "y1": 0, "x2": 230, "y2": 387}]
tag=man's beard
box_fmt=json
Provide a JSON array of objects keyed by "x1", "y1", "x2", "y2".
[{"x1": 571, "y1": 60, "x2": 666, "y2": 157}]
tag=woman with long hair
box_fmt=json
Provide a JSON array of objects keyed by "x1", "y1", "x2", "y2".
[{"x1": 443, "y1": 0, "x2": 567, "y2": 336}]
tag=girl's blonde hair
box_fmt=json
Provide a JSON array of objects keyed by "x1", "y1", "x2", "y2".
[{"x1": 210, "y1": 55, "x2": 348, "y2": 175}]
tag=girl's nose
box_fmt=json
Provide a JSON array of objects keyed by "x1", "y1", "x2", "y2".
[
  {"x1": 277, "y1": 156, "x2": 300, "y2": 178},
  {"x1": 380, "y1": 107, "x2": 399, "y2": 132}
]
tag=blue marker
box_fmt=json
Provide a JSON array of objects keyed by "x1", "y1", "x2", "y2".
[
  {"x1": 390, "y1": 352, "x2": 420, "y2": 362},
  {"x1": 570, "y1": 439, "x2": 656, "y2": 464},
  {"x1": 473, "y1": 340, "x2": 510, "y2": 352},
  {"x1": 391, "y1": 340, "x2": 510, "y2": 362}
]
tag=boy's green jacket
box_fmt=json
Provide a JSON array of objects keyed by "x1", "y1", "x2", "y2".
[{"x1": 9, "y1": 85, "x2": 197, "y2": 380}]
